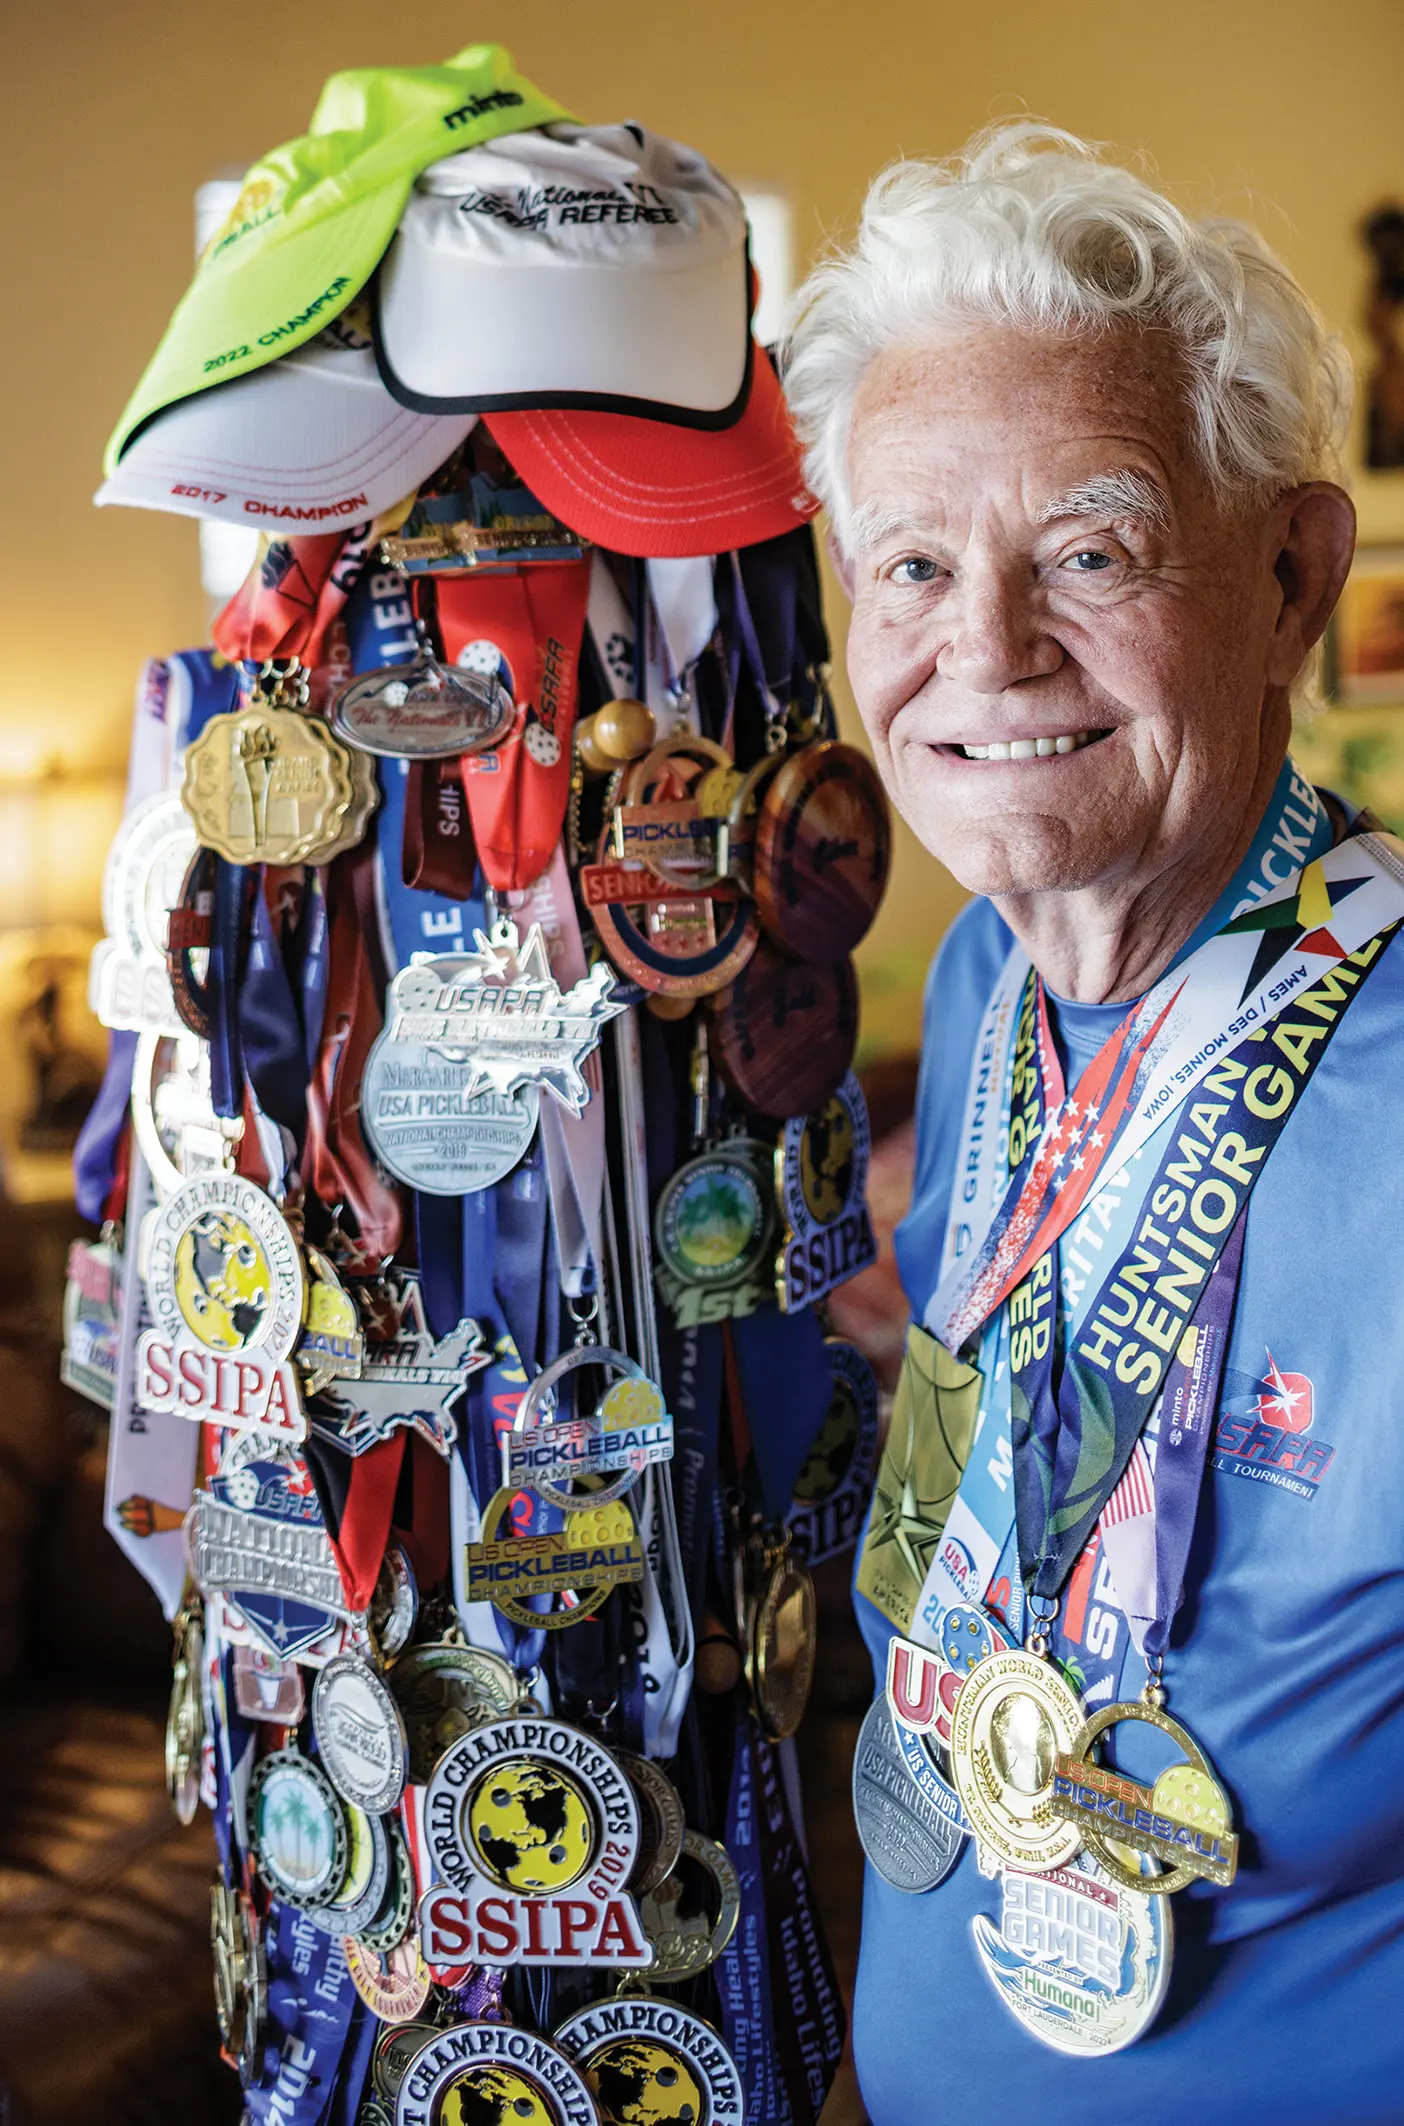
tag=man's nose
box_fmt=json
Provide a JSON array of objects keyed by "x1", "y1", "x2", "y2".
[{"x1": 937, "y1": 562, "x2": 1063, "y2": 694}]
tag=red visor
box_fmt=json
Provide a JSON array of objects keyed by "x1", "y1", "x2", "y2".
[{"x1": 484, "y1": 348, "x2": 816, "y2": 559}]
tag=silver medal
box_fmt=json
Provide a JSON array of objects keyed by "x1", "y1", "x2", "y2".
[
  {"x1": 332, "y1": 652, "x2": 515, "y2": 759},
  {"x1": 360, "y1": 1037, "x2": 540, "y2": 1194},
  {"x1": 312, "y1": 1653, "x2": 409, "y2": 1816},
  {"x1": 853, "y1": 1692, "x2": 966, "y2": 1893}
]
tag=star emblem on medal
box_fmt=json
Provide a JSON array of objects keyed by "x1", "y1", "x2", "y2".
[
  {"x1": 311, "y1": 1276, "x2": 491, "y2": 1458},
  {"x1": 396, "y1": 918, "x2": 627, "y2": 1115}
]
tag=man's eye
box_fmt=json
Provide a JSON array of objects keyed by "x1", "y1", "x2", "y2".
[
  {"x1": 1065, "y1": 549, "x2": 1114, "y2": 572},
  {"x1": 892, "y1": 557, "x2": 941, "y2": 584}
]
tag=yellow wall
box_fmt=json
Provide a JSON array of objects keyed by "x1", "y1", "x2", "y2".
[{"x1": 6, "y1": 0, "x2": 1404, "y2": 1057}]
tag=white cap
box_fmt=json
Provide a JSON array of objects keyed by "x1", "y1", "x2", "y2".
[
  {"x1": 96, "y1": 306, "x2": 475, "y2": 528},
  {"x1": 375, "y1": 122, "x2": 752, "y2": 427}
]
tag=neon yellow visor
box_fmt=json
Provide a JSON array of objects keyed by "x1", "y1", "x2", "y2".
[{"x1": 104, "y1": 44, "x2": 569, "y2": 474}]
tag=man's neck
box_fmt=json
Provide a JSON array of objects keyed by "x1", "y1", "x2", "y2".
[{"x1": 991, "y1": 722, "x2": 1291, "y2": 1005}]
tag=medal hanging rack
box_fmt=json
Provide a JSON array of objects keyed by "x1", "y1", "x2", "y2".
[{"x1": 71, "y1": 407, "x2": 889, "y2": 2115}]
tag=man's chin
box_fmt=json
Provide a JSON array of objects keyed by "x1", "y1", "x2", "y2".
[{"x1": 914, "y1": 813, "x2": 1115, "y2": 897}]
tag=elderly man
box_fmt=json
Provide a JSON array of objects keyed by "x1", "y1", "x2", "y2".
[{"x1": 785, "y1": 126, "x2": 1402, "y2": 2120}]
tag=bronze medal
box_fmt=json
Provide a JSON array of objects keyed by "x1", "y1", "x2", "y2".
[
  {"x1": 584, "y1": 835, "x2": 759, "y2": 998},
  {"x1": 709, "y1": 941, "x2": 858, "y2": 1120},
  {"x1": 344, "y1": 1933, "x2": 431, "y2": 2023},
  {"x1": 752, "y1": 740, "x2": 891, "y2": 964}
]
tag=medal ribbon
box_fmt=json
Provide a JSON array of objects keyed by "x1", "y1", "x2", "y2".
[
  {"x1": 1011, "y1": 919, "x2": 1395, "y2": 1597},
  {"x1": 929, "y1": 817, "x2": 1402, "y2": 1354},
  {"x1": 714, "y1": 1709, "x2": 793, "y2": 2124},
  {"x1": 439, "y1": 560, "x2": 592, "y2": 892}
]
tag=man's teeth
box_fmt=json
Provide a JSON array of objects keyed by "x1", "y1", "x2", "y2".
[{"x1": 960, "y1": 733, "x2": 1094, "y2": 760}]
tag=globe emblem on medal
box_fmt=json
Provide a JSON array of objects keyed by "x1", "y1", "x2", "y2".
[
  {"x1": 799, "y1": 1093, "x2": 855, "y2": 1224},
  {"x1": 587, "y1": 2039, "x2": 704, "y2": 2125},
  {"x1": 990, "y1": 1691, "x2": 1056, "y2": 1798},
  {"x1": 173, "y1": 1210, "x2": 271, "y2": 1350},
  {"x1": 439, "y1": 2066, "x2": 553, "y2": 2125},
  {"x1": 467, "y1": 1762, "x2": 595, "y2": 1892}
]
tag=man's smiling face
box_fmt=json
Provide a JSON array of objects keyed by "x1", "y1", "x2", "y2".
[{"x1": 843, "y1": 322, "x2": 1292, "y2": 899}]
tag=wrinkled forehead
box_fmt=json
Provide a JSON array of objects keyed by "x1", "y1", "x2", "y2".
[{"x1": 845, "y1": 320, "x2": 1204, "y2": 529}]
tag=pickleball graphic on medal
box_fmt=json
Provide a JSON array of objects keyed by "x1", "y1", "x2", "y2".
[
  {"x1": 587, "y1": 2039, "x2": 704, "y2": 2125},
  {"x1": 468, "y1": 1762, "x2": 595, "y2": 1892},
  {"x1": 174, "y1": 1210, "x2": 271, "y2": 1350}
]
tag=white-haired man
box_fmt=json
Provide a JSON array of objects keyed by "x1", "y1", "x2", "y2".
[{"x1": 785, "y1": 127, "x2": 1402, "y2": 2119}]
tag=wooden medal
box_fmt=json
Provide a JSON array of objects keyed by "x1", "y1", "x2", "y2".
[
  {"x1": 707, "y1": 941, "x2": 858, "y2": 1120},
  {"x1": 752, "y1": 740, "x2": 891, "y2": 965}
]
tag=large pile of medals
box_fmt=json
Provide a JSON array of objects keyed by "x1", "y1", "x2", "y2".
[{"x1": 65, "y1": 48, "x2": 889, "y2": 2126}]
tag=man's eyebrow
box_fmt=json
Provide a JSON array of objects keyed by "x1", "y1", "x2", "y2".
[
  {"x1": 1036, "y1": 469, "x2": 1170, "y2": 531},
  {"x1": 846, "y1": 501, "x2": 934, "y2": 554}
]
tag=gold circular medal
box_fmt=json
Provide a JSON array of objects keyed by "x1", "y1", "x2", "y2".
[
  {"x1": 745, "y1": 1554, "x2": 817, "y2": 1741},
  {"x1": 948, "y1": 1647, "x2": 1086, "y2": 1874},
  {"x1": 617, "y1": 1749, "x2": 687, "y2": 1894},
  {"x1": 638, "y1": 1830, "x2": 742, "y2": 1983}
]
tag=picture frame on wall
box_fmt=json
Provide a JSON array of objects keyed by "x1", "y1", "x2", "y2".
[{"x1": 1326, "y1": 545, "x2": 1404, "y2": 704}]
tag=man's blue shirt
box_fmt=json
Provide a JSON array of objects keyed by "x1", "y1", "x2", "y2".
[{"x1": 855, "y1": 888, "x2": 1404, "y2": 2124}]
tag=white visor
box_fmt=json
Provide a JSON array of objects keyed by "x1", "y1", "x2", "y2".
[
  {"x1": 97, "y1": 314, "x2": 475, "y2": 528},
  {"x1": 376, "y1": 121, "x2": 751, "y2": 426}
]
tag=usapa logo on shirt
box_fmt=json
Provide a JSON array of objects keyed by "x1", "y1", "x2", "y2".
[{"x1": 1213, "y1": 1348, "x2": 1334, "y2": 1501}]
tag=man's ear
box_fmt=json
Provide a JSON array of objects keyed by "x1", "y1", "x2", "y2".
[
  {"x1": 826, "y1": 527, "x2": 856, "y2": 601},
  {"x1": 1267, "y1": 484, "x2": 1356, "y2": 685}
]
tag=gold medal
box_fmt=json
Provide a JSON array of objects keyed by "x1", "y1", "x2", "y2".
[
  {"x1": 744, "y1": 1531, "x2": 817, "y2": 1741},
  {"x1": 166, "y1": 1596, "x2": 205, "y2": 1826},
  {"x1": 948, "y1": 1646, "x2": 1086, "y2": 1876},
  {"x1": 464, "y1": 1488, "x2": 645, "y2": 1629},
  {"x1": 1051, "y1": 1691, "x2": 1239, "y2": 1894},
  {"x1": 210, "y1": 1879, "x2": 265, "y2": 2085},
  {"x1": 181, "y1": 659, "x2": 359, "y2": 865},
  {"x1": 389, "y1": 1640, "x2": 524, "y2": 1784},
  {"x1": 637, "y1": 1830, "x2": 742, "y2": 1982},
  {"x1": 307, "y1": 742, "x2": 380, "y2": 865}
]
